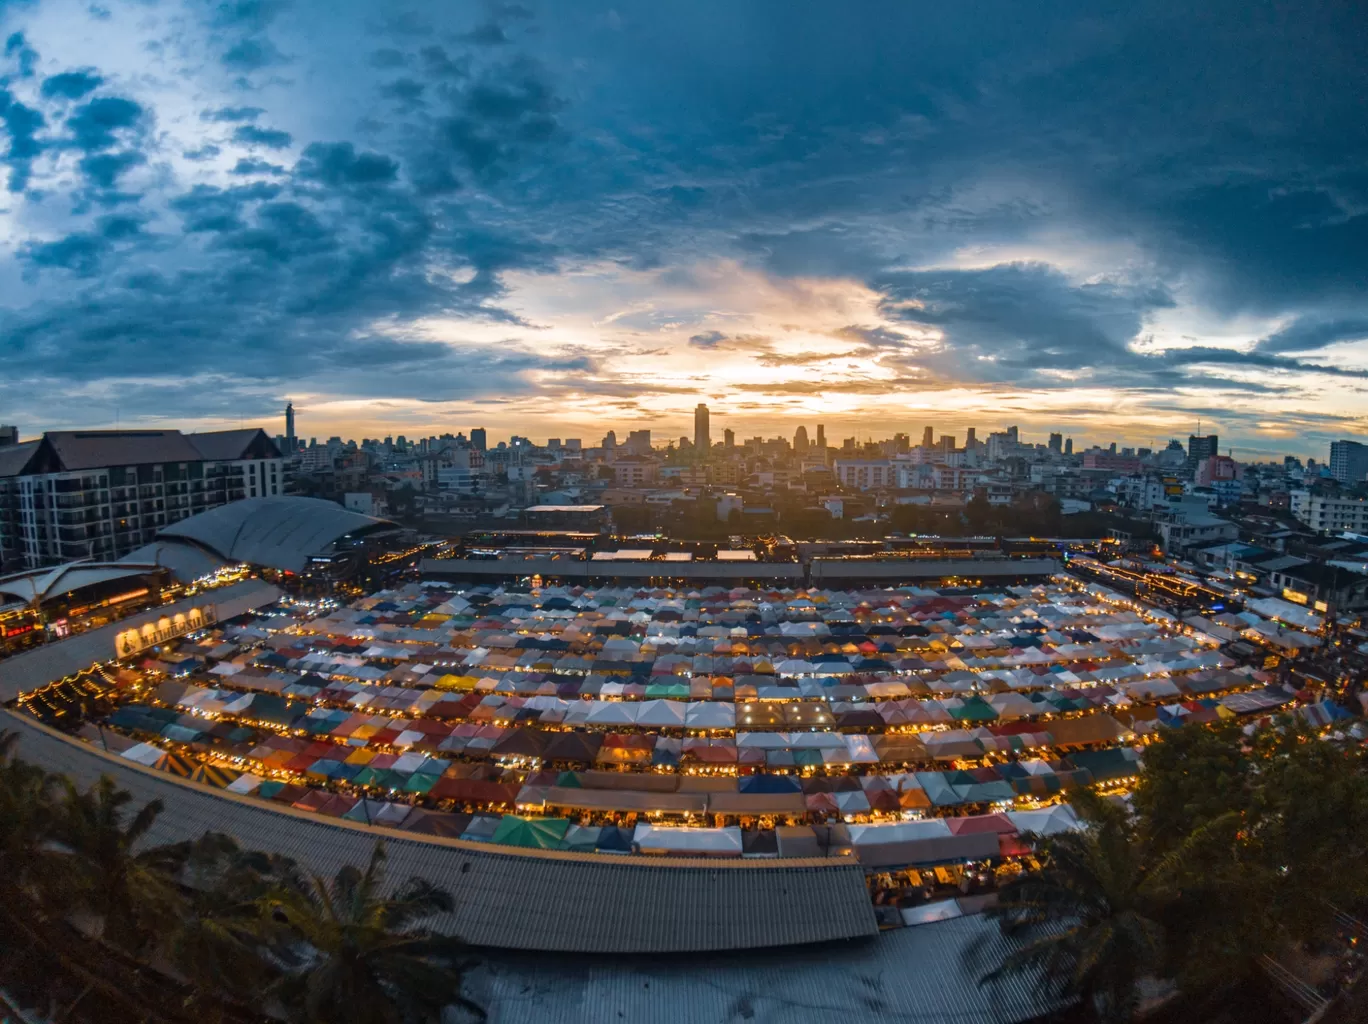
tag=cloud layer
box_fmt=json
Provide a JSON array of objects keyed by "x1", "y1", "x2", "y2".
[{"x1": 0, "y1": 0, "x2": 1365, "y2": 453}]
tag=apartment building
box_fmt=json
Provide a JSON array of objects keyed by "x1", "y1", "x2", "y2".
[
  {"x1": 834, "y1": 459, "x2": 893, "y2": 491},
  {"x1": 1291, "y1": 490, "x2": 1368, "y2": 534},
  {"x1": 0, "y1": 428, "x2": 282, "y2": 570}
]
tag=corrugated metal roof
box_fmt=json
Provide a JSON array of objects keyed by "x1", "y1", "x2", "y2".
[
  {"x1": 44, "y1": 430, "x2": 205, "y2": 471},
  {"x1": 186, "y1": 428, "x2": 277, "y2": 462},
  {"x1": 120, "y1": 541, "x2": 229, "y2": 584},
  {"x1": 0, "y1": 440, "x2": 38, "y2": 477},
  {"x1": 466, "y1": 912, "x2": 1064, "y2": 1023},
  {"x1": 160, "y1": 497, "x2": 393, "y2": 572},
  {"x1": 0, "y1": 563, "x2": 155, "y2": 604},
  {"x1": 3, "y1": 713, "x2": 879, "y2": 954},
  {"x1": 0, "y1": 579, "x2": 280, "y2": 698}
]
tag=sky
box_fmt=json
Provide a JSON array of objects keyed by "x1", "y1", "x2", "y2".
[{"x1": 0, "y1": 0, "x2": 1366, "y2": 457}]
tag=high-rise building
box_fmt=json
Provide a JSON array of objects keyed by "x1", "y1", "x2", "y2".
[
  {"x1": 1188, "y1": 434, "x2": 1219, "y2": 464},
  {"x1": 602, "y1": 430, "x2": 617, "y2": 450},
  {"x1": 1006, "y1": 425, "x2": 1019, "y2": 444},
  {"x1": 694, "y1": 404, "x2": 711, "y2": 453},
  {"x1": 815, "y1": 424, "x2": 826, "y2": 450},
  {"x1": 1048, "y1": 432, "x2": 1063, "y2": 453},
  {"x1": 470, "y1": 427, "x2": 487, "y2": 451},
  {"x1": 1064, "y1": 438, "x2": 1073, "y2": 456},
  {"x1": 284, "y1": 402, "x2": 296, "y2": 454},
  {"x1": 1329, "y1": 440, "x2": 1368, "y2": 485},
  {"x1": 0, "y1": 426, "x2": 17, "y2": 448},
  {"x1": 964, "y1": 427, "x2": 976, "y2": 449},
  {"x1": 723, "y1": 428, "x2": 735, "y2": 448},
  {"x1": 939, "y1": 435, "x2": 955, "y2": 454},
  {"x1": 793, "y1": 425, "x2": 809, "y2": 453},
  {"x1": 626, "y1": 429, "x2": 652, "y2": 455},
  {"x1": 0, "y1": 429, "x2": 283, "y2": 570},
  {"x1": 921, "y1": 426, "x2": 934, "y2": 449}
]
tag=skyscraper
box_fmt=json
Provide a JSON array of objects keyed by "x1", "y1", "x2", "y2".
[
  {"x1": 815, "y1": 424, "x2": 826, "y2": 449},
  {"x1": 471, "y1": 427, "x2": 487, "y2": 451},
  {"x1": 1330, "y1": 440, "x2": 1368, "y2": 484},
  {"x1": 602, "y1": 430, "x2": 617, "y2": 450},
  {"x1": 965, "y1": 427, "x2": 976, "y2": 449},
  {"x1": 1065, "y1": 438, "x2": 1073, "y2": 455},
  {"x1": 1188, "y1": 434, "x2": 1219, "y2": 463},
  {"x1": 1048, "y1": 432, "x2": 1063, "y2": 453},
  {"x1": 723, "y1": 428, "x2": 735, "y2": 448},
  {"x1": 794, "y1": 425, "x2": 809, "y2": 453},
  {"x1": 694, "y1": 403, "x2": 711, "y2": 453},
  {"x1": 921, "y1": 426, "x2": 934, "y2": 449},
  {"x1": 284, "y1": 402, "x2": 295, "y2": 454}
]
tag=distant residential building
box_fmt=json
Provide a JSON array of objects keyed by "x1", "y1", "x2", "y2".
[
  {"x1": 343, "y1": 492, "x2": 384, "y2": 517},
  {"x1": 625, "y1": 429, "x2": 652, "y2": 456},
  {"x1": 1082, "y1": 452, "x2": 1142, "y2": 473},
  {"x1": 815, "y1": 424, "x2": 826, "y2": 450},
  {"x1": 1269, "y1": 561, "x2": 1368, "y2": 612},
  {"x1": 1329, "y1": 440, "x2": 1368, "y2": 485},
  {"x1": 1153, "y1": 498, "x2": 1238, "y2": 554},
  {"x1": 1291, "y1": 490, "x2": 1368, "y2": 534},
  {"x1": 921, "y1": 426, "x2": 934, "y2": 449},
  {"x1": 1194, "y1": 455, "x2": 1241, "y2": 488},
  {"x1": 1048, "y1": 432, "x2": 1063, "y2": 454},
  {"x1": 0, "y1": 428, "x2": 282, "y2": 570},
  {"x1": 612, "y1": 456, "x2": 658, "y2": 488},
  {"x1": 470, "y1": 427, "x2": 487, "y2": 452},
  {"x1": 834, "y1": 459, "x2": 893, "y2": 491}
]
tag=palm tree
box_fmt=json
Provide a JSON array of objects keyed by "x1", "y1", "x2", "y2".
[
  {"x1": 259, "y1": 841, "x2": 484, "y2": 1024},
  {"x1": 0, "y1": 731, "x2": 62, "y2": 908},
  {"x1": 976, "y1": 794, "x2": 1234, "y2": 1023},
  {"x1": 155, "y1": 832, "x2": 287, "y2": 1016},
  {"x1": 48, "y1": 774, "x2": 188, "y2": 953}
]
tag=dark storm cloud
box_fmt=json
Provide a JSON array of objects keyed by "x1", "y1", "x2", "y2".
[
  {"x1": 877, "y1": 262, "x2": 1174, "y2": 379},
  {"x1": 294, "y1": 141, "x2": 397, "y2": 187},
  {"x1": 4, "y1": 31, "x2": 37, "y2": 77},
  {"x1": 77, "y1": 149, "x2": 143, "y2": 188},
  {"x1": 221, "y1": 37, "x2": 287, "y2": 71},
  {"x1": 0, "y1": 88, "x2": 44, "y2": 190},
  {"x1": 230, "y1": 156, "x2": 284, "y2": 175},
  {"x1": 1253, "y1": 317, "x2": 1368, "y2": 356},
  {"x1": 65, "y1": 96, "x2": 143, "y2": 150},
  {"x1": 40, "y1": 70, "x2": 103, "y2": 100},
  {"x1": 201, "y1": 105, "x2": 264, "y2": 122},
  {"x1": 232, "y1": 124, "x2": 292, "y2": 148}
]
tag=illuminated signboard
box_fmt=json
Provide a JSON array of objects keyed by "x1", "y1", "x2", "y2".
[{"x1": 114, "y1": 604, "x2": 217, "y2": 660}]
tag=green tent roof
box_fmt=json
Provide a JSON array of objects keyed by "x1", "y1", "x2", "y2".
[{"x1": 491, "y1": 814, "x2": 570, "y2": 850}]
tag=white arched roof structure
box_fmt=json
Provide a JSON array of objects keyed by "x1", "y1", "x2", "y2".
[
  {"x1": 157, "y1": 496, "x2": 395, "y2": 573},
  {"x1": 0, "y1": 562, "x2": 161, "y2": 606}
]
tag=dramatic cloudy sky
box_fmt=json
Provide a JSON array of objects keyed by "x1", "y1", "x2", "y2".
[{"x1": 1, "y1": 0, "x2": 1366, "y2": 454}]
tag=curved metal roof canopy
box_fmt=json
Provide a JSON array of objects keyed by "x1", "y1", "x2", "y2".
[
  {"x1": 0, "y1": 562, "x2": 161, "y2": 606},
  {"x1": 158, "y1": 497, "x2": 395, "y2": 573}
]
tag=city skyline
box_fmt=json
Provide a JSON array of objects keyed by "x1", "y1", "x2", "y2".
[{"x1": 0, "y1": 2, "x2": 1365, "y2": 456}]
